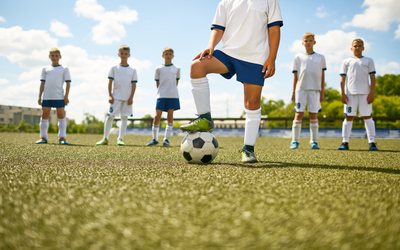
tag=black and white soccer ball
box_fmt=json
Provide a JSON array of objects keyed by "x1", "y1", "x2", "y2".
[{"x1": 181, "y1": 132, "x2": 219, "y2": 164}]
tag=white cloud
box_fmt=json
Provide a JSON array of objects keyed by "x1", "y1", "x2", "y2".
[
  {"x1": 0, "y1": 78, "x2": 9, "y2": 85},
  {"x1": 396, "y1": 24, "x2": 400, "y2": 39},
  {"x1": 343, "y1": 0, "x2": 400, "y2": 38},
  {"x1": 375, "y1": 62, "x2": 400, "y2": 75},
  {"x1": 74, "y1": 0, "x2": 138, "y2": 45},
  {"x1": 316, "y1": 6, "x2": 328, "y2": 18},
  {"x1": 50, "y1": 20, "x2": 73, "y2": 38},
  {"x1": 0, "y1": 16, "x2": 5, "y2": 22}
]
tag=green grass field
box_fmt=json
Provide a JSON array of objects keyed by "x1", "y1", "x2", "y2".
[{"x1": 1, "y1": 133, "x2": 400, "y2": 249}]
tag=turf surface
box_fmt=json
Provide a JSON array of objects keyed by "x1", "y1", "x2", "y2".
[{"x1": 1, "y1": 133, "x2": 400, "y2": 249}]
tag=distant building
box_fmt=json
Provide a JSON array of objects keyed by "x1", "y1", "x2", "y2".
[{"x1": 0, "y1": 105, "x2": 60, "y2": 126}]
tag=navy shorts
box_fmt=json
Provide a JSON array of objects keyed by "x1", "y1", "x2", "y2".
[
  {"x1": 42, "y1": 100, "x2": 65, "y2": 108},
  {"x1": 156, "y1": 98, "x2": 180, "y2": 112},
  {"x1": 213, "y1": 50, "x2": 265, "y2": 86}
]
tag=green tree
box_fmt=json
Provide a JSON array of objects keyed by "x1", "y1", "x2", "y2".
[{"x1": 375, "y1": 74, "x2": 400, "y2": 96}]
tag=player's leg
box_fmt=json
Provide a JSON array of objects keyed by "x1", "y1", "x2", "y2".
[
  {"x1": 180, "y1": 54, "x2": 229, "y2": 132},
  {"x1": 291, "y1": 91, "x2": 305, "y2": 149},
  {"x1": 148, "y1": 109, "x2": 162, "y2": 146},
  {"x1": 163, "y1": 109, "x2": 174, "y2": 146},
  {"x1": 56, "y1": 106, "x2": 68, "y2": 144},
  {"x1": 117, "y1": 101, "x2": 133, "y2": 146},
  {"x1": 309, "y1": 112, "x2": 319, "y2": 149},
  {"x1": 339, "y1": 95, "x2": 356, "y2": 150},
  {"x1": 97, "y1": 102, "x2": 118, "y2": 145},
  {"x1": 359, "y1": 95, "x2": 377, "y2": 150},
  {"x1": 37, "y1": 105, "x2": 51, "y2": 143}
]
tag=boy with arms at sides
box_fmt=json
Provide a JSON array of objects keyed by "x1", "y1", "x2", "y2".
[
  {"x1": 180, "y1": 0, "x2": 283, "y2": 163},
  {"x1": 338, "y1": 39, "x2": 378, "y2": 151},
  {"x1": 147, "y1": 47, "x2": 181, "y2": 146},
  {"x1": 36, "y1": 48, "x2": 71, "y2": 145},
  {"x1": 96, "y1": 45, "x2": 137, "y2": 146},
  {"x1": 290, "y1": 32, "x2": 326, "y2": 150}
]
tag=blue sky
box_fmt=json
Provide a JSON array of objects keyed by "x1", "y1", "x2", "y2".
[{"x1": 1, "y1": 0, "x2": 400, "y2": 123}]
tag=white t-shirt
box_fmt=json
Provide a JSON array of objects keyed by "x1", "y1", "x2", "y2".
[
  {"x1": 155, "y1": 64, "x2": 180, "y2": 98},
  {"x1": 292, "y1": 52, "x2": 326, "y2": 91},
  {"x1": 211, "y1": 0, "x2": 283, "y2": 65},
  {"x1": 340, "y1": 57, "x2": 376, "y2": 95},
  {"x1": 40, "y1": 65, "x2": 71, "y2": 100},
  {"x1": 108, "y1": 64, "x2": 138, "y2": 101}
]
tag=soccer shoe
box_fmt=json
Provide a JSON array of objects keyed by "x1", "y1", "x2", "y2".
[
  {"x1": 96, "y1": 138, "x2": 108, "y2": 145},
  {"x1": 240, "y1": 149, "x2": 258, "y2": 163},
  {"x1": 369, "y1": 143, "x2": 378, "y2": 151},
  {"x1": 147, "y1": 139, "x2": 159, "y2": 146},
  {"x1": 117, "y1": 139, "x2": 125, "y2": 146},
  {"x1": 35, "y1": 138, "x2": 47, "y2": 144},
  {"x1": 59, "y1": 138, "x2": 68, "y2": 145},
  {"x1": 310, "y1": 142, "x2": 320, "y2": 149},
  {"x1": 338, "y1": 142, "x2": 349, "y2": 150},
  {"x1": 180, "y1": 117, "x2": 214, "y2": 132},
  {"x1": 289, "y1": 142, "x2": 299, "y2": 149},
  {"x1": 163, "y1": 139, "x2": 170, "y2": 146}
]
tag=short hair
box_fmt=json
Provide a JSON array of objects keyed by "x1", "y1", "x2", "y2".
[
  {"x1": 302, "y1": 32, "x2": 315, "y2": 40},
  {"x1": 352, "y1": 39, "x2": 364, "y2": 46},
  {"x1": 49, "y1": 48, "x2": 61, "y2": 55},
  {"x1": 163, "y1": 47, "x2": 174, "y2": 54},
  {"x1": 118, "y1": 45, "x2": 130, "y2": 53}
]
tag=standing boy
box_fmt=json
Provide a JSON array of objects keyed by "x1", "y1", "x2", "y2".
[
  {"x1": 179, "y1": 0, "x2": 283, "y2": 162},
  {"x1": 96, "y1": 45, "x2": 137, "y2": 146},
  {"x1": 36, "y1": 48, "x2": 71, "y2": 145},
  {"x1": 338, "y1": 39, "x2": 377, "y2": 151},
  {"x1": 147, "y1": 47, "x2": 181, "y2": 146},
  {"x1": 290, "y1": 32, "x2": 326, "y2": 150}
]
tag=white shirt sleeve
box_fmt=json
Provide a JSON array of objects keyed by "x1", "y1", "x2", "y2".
[
  {"x1": 108, "y1": 67, "x2": 114, "y2": 79},
  {"x1": 63, "y1": 67, "x2": 71, "y2": 82},
  {"x1": 177, "y1": 67, "x2": 181, "y2": 80},
  {"x1": 155, "y1": 67, "x2": 160, "y2": 81},
  {"x1": 40, "y1": 67, "x2": 46, "y2": 81},
  {"x1": 267, "y1": 0, "x2": 283, "y2": 27},
  {"x1": 369, "y1": 58, "x2": 376, "y2": 74},
  {"x1": 211, "y1": 1, "x2": 226, "y2": 30},
  {"x1": 131, "y1": 69, "x2": 138, "y2": 83},
  {"x1": 340, "y1": 60, "x2": 347, "y2": 76},
  {"x1": 292, "y1": 55, "x2": 299, "y2": 73},
  {"x1": 322, "y1": 56, "x2": 327, "y2": 71}
]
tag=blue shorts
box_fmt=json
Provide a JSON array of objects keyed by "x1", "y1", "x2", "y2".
[
  {"x1": 213, "y1": 50, "x2": 265, "y2": 86},
  {"x1": 42, "y1": 100, "x2": 65, "y2": 108},
  {"x1": 156, "y1": 98, "x2": 180, "y2": 112}
]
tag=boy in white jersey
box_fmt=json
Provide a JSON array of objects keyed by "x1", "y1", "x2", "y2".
[
  {"x1": 338, "y1": 39, "x2": 378, "y2": 151},
  {"x1": 147, "y1": 47, "x2": 181, "y2": 147},
  {"x1": 180, "y1": 0, "x2": 283, "y2": 163},
  {"x1": 96, "y1": 45, "x2": 137, "y2": 146},
  {"x1": 290, "y1": 32, "x2": 326, "y2": 150},
  {"x1": 36, "y1": 48, "x2": 71, "y2": 145}
]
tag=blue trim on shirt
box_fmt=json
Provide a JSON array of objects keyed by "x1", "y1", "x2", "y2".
[
  {"x1": 108, "y1": 77, "x2": 114, "y2": 79},
  {"x1": 176, "y1": 78, "x2": 180, "y2": 80},
  {"x1": 268, "y1": 21, "x2": 283, "y2": 28},
  {"x1": 369, "y1": 71, "x2": 376, "y2": 74},
  {"x1": 65, "y1": 80, "x2": 71, "y2": 82},
  {"x1": 292, "y1": 70, "x2": 297, "y2": 73},
  {"x1": 340, "y1": 74, "x2": 346, "y2": 76},
  {"x1": 323, "y1": 68, "x2": 327, "y2": 71},
  {"x1": 120, "y1": 64, "x2": 129, "y2": 67},
  {"x1": 164, "y1": 64, "x2": 173, "y2": 67},
  {"x1": 131, "y1": 81, "x2": 138, "y2": 83},
  {"x1": 155, "y1": 79, "x2": 159, "y2": 81},
  {"x1": 306, "y1": 52, "x2": 316, "y2": 55},
  {"x1": 52, "y1": 65, "x2": 62, "y2": 67},
  {"x1": 40, "y1": 79, "x2": 45, "y2": 82},
  {"x1": 211, "y1": 24, "x2": 225, "y2": 31}
]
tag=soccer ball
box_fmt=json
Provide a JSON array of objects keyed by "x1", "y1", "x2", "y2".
[{"x1": 181, "y1": 132, "x2": 219, "y2": 164}]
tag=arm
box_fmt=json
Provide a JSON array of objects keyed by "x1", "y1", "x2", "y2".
[
  {"x1": 340, "y1": 75, "x2": 348, "y2": 104},
  {"x1": 108, "y1": 79, "x2": 114, "y2": 104},
  {"x1": 176, "y1": 80, "x2": 179, "y2": 86},
  {"x1": 128, "y1": 82, "x2": 136, "y2": 105},
  {"x1": 291, "y1": 72, "x2": 298, "y2": 103},
  {"x1": 38, "y1": 81, "x2": 45, "y2": 105},
  {"x1": 263, "y1": 25, "x2": 281, "y2": 79},
  {"x1": 64, "y1": 81, "x2": 70, "y2": 105},
  {"x1": 367, "y1": 73, "x2": 376, "y2": 104},
  {"x1": 156, "y1": 80, "x2": 159, "y2": 89},
  {"x1": 194, "y1": 28, "x2": 224, "y2": 60},
  {"x1": 320, "y1": 71, "x2": 325, "y2": 102}
]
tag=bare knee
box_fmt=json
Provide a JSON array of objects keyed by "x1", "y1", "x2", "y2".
[
  {"x1": 244, "y1": 97, "x2": 261, "y2": 110},
  {"x1": 190, "y1": 60, "x2": 206, "y2": 79},
  {"x1": 295, "y1": 112, "x2": 304, "y2": 120}
]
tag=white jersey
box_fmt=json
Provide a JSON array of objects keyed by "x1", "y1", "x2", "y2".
[
  {"x1": 155, "y1": 64, "x2": 180, "y2": 98},
  {"x1": 108, "y1": 64, "x2": 138, "y2": 101},
  {"x1": 340, "y1": 57, "x2": 376, "y2": 95},
  {"x1": 40, "y1": 65, "x2": 71, "y2": 100},
  {"x1": 293, "y1": 52, "x2": 326, "y2": 91},
  {"x1": 211, "y1": 0, "x2": 283, "y2": 65}
]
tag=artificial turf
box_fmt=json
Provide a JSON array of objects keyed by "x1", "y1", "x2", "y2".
[{"x1": 1, "y1": 133, "x2": 399, "y2": 249}]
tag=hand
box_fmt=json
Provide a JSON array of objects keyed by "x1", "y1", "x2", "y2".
[
  {"x1": 341, "y1": 93, "x2": 348, "y2": 104},
  {"x1": 262, "y1": 57, "x2": 276, "y2": 79},
  {"x1": 64, "y1": 96, "x2": 69, "y2": 106},
  {"x1": 109, "y1": 96, "x2": 114, "y2": 104},
  {"x1": 38, "y1": 98, "x2": 42, "y2": 106},
  {"x1": 367, "y1": 93, "x2": 374, "y2": 104},
  {"x1": 291, "y1": 92, "x2": 295, "y2": 103},
  {"x1": 320, "y1": 92, "x2": 325, "y2": 102},
  {"x1": 193, "y1": 47, "x2": 214, "y2": 61},
  {"x1": 127, "y1": 98, "x2": 133, "y2": 105}
]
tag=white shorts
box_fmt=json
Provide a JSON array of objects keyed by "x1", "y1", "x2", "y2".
[
  {"x1": 108, "y1": 100, "x2": 133, "y2": 117},
  {"x1": 344, "y1": 94, "x2": 372, "y2": 117},
  {"x1": 294, "y1": 90, "x2": 321, "y2": 113}
]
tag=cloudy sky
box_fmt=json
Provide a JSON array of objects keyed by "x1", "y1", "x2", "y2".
[{"x1": 1, "y1": 0, "x2": 400, "y2": 123}]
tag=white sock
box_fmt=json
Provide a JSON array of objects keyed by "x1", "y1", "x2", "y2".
[
  {"x1": 104, "y1": 116, "x2": 114, "y2": 140},
  {"x1": 152, "y1": 125, "x2": 159, "y2": 141},
  {"x1": 58, "y1": 118, "x2": 67, "y2": 139},
  {"x1": 40, "y1": 118, "x2": 49, "y2": 139},
  {"x1": 165, "y1": 123, "x2": 173, "y2": 140},
  {"x1": 244, "y1": 108, "x2": 261, "y2": 146},
  {"x1": 310, "y1": 120, "x2": 319, "y2": 143},
  {"x1": 292, "y1": 120, "x2": 302, "y2": 143},
  {"x1": 191, "y1": 77, "x2": 211, "y2": 115},
  {"x1": 364, "y1": 118, "x2": 376, "y2": 143},
  {"x1": 342, "y1": 119, "x2": 353, "y2": 143},
  {"x1": 118, "y1": 116, "x2": 128, "y2": 140}
]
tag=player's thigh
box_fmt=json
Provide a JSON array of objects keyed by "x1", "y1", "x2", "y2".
[
  {"x1": 358, "y1": 94, "x2": 372, "y2": 117},
  {"x1": 109, "y1": 100, "x2": 122, "y2": 116},
  {"x1": 190, "y1": 56, "x2": 229, "y2": 78},
  {"x1": 56, "y1": 107, "x2": 65, "y2": 119},
  {"x1": 306, "y1": 91, "x2": 321, "y2": 114},
  {"x1": 294, "y1": 91, "x2": 307, "y2": 113},
  {"x1": 120, "y1": 101, "x2": 133, "y2": 117},
  {"x1": 243, "y1": 83, "x2": 263, "y2": 110},
  {"x1": 41, "y1": 107, "x2": 51, "y2": 119},
  {"x1": 344, "y1": 94, "x2": 357, "y2": 116}
]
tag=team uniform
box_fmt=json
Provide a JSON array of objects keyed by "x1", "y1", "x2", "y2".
[
  {"x1": 339, "y1": 56, "x2": 377, "y2": 149},
  {"x1": 38, "y1": 65, "x2": 71, "y2": 142}
]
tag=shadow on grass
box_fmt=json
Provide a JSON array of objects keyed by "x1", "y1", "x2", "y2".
[{"x1": 324, "y1": 149, "x2": 400, "y2": 153}]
